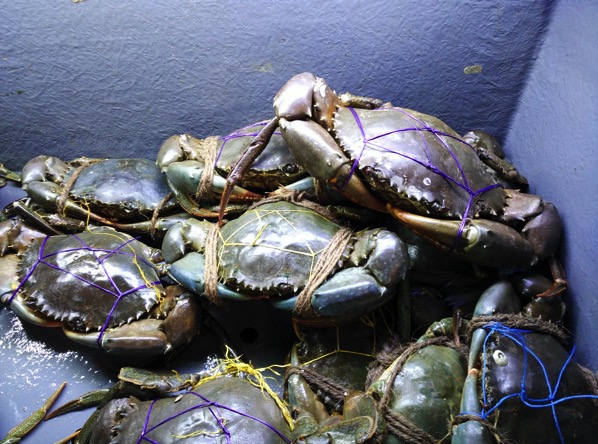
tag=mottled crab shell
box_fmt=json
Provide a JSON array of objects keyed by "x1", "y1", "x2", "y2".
[
  {"x1": 215, "y1": 121, "x2": 306, "y2": 190},
  {"x1": 333, "y1": 106, "x2": 505, "y2": 219},
  {"x1": 217, "y1": 201, "x2": 342, "y2": 297},
  {"x1": 67, "y1": 158, "x2": 177, "y2": 220},
  {"x1": 16, "y1": 226, "x2": 162, "y2": 331},
  {"x1": 92, "y1": 377, "x2": 292, "y2": 444}
]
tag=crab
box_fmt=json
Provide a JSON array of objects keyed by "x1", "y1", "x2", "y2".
[
  {"x1": 161, "y1": 199, "x2": 409, "y2": 324},
  {"x1": 156, "y1": 120, "x2": 309, "y2": 216},
  {"x1": 17, "y1": 155, "x2": 183, "y2": 231},
  {"x1": 366, "y1": 325, "x2": 468, "y2": 444},
  {"x1": 0, "y1": 220, "x2": 201, "y2": 365},
  {"x1": 286, "y1": 340, "x2": 384, "y2": 443},
  {"x1": 285, "y1": 317, "x2": 467, "y2": 443},
  {"x1": 451, "y1": 281, "x2": 597, "y2": 443},
  {"x1": 47, "y1": 363, "x2": 293, "y2": 444},
  {"x1": 219, "y1": 72, "x2": 562, "y2": 274}
]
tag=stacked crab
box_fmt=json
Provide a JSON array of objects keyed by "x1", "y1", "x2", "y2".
[{"x1": 1, "y1": 73, "x2": 596, "y2": 444}]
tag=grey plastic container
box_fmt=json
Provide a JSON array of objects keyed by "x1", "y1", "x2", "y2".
[{"x1": 1, "y1": 0, "x2": 596, "y2": 441}]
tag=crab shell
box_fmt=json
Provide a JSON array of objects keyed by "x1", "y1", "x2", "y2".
[
  {"x1": 90, "y1": 377, "x2": 292, "y2": 444},
  {"x1": 12, "y1": 226, "x2": 163, "y2": 332},
  {"x1": 215, "y1": 121, "x2": 307, "y2": 191},
  {"x1": 333, "y1": 106, "x2": 505, "y2": 220},
  {"x1": 369, "y1": 343, "x2": 467, "y2": 442},
  {"x1": 22, "y1": 156, "x2": 178, "y2": 221},
  {"x1": 217, "y1": 200, "x2": 341, "y2": 297},
  {"x1": 481, "y1": 330, "x2": 598, "y2": 443}
]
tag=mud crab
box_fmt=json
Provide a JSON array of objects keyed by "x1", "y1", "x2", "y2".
[
  {"x1": 162, "y1": 199, "x2": 408, "y2": 324},
  {"x1": 47, "y1": 363, "x2": 293, "y2": 444},
  {"x1": 452, "y1": 281, "x2": 597, "y2": 443},
  {"x1": 286, "y1": 319, "x2": 467, "y2": 443},
  {"x1": 0, "y1": 221, "x2": 200, "y2": 364},
  {"x1": 17, "y1": 155, "x2": 182, "y2": 231},
  {"x1": 366, "y1": 329, "x2": 467, "y2": 444},
  {"x1": 157, "y1": 121, "x2": 309, "y2": 216},
  {"x1": 220, "y1": 72, "x2": 562, "y2": 272}
]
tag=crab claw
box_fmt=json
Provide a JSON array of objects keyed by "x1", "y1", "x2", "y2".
[{"x1": 387, "y1": 205, "x2": 537, "y2": 269}]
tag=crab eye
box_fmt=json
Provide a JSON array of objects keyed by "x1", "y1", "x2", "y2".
[
  {"x1": 492, "y1": 350, "x2": 508, "y2": 366},
  {"x1": 283, "y1": 164, "x2": 299, "y2": 175}
]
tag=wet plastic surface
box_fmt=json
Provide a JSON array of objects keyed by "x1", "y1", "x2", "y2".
[{"x1": 0, "y1": 300, "x2": 295, "y2": 441}]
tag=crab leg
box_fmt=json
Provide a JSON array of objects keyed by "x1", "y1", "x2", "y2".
[
  {"x1": 388, "y1": 205, "x2": 537, "y2": 268},
  {"x1": 0, "y1": 382, "x2": 66, "y2": 444},
  {"x1": 219, "y1": 117, "x2": 279, "y2": 224}
]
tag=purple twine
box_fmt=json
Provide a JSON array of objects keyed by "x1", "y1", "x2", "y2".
[
  {"x1": 7, "y1": 233, "x2": 161, "y2": 347},
  {"x1": 136, "y1": 390, "x2": 291, "y2": 444},
  {"x1": 343, "y1": 107, "x2": 502, "y2": 247},
  {"x1": 215, "y1": 120, "x2": 283, "y2": 166}
]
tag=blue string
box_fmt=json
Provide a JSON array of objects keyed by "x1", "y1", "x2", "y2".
[{"x1": 476, "y1": 322, "x2": 598, "y2": 444}]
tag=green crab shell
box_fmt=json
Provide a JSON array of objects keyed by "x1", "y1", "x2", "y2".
[
  {"x1": 215, "y1": 121, "x2": 306, "y2": 190},
  {"x1": 101, "y1": 377, "x2": 292, "y2": 444},
  {"x1": 483, "y1": 331, "x2": 598, "y2": 442},
  {"x1": 334, "y1": 106, "x2": 505, "y2": 219},
  {"x1": 217, "y1": 201, "x2": 342, "y2": 297},
  {"x1": 17, "y1": 227, "x2": 162, "y2": 331},
  {"x1": 67, "y1": 158, "x2": 177, "y2": 220},
  {"x1": 381, "y1": 345, "x2": 466, "y2": 442}
]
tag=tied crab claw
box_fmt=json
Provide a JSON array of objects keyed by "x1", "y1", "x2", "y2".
[{"x1": 218, "y1": 72, "x2": 562, "y2": 276}]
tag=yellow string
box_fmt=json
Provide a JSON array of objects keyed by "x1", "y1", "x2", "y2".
[
  {"x1": 218, "y1": 207, "x2": 336, "y2": 287},
  {"x1": 192, "y1": 346, "x2": 295, "y2": 430},
  {"x1": 92, "y1": 229, "x2": 163, "y2": 303}
]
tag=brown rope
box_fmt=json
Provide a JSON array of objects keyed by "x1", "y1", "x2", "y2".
[
  {"x1": 375, "y1": 336, "x2": 457, "y2": 409},
  {"x1": 381, "y1": 406, "x2": 438, "y2": 444},
  {"x1": 294, "y1": 227, "x2": 353, "y2": 316},
  {"x1": 466, "y1": 314, "x2": 568, "y2": 345},
  {"x1": 450, "y1": 413, "x2": 505, "y2": 444},
  {"x1": 284, "y1": 365, "x2": 349, "y2": 406},
  {"x1": 195, "y1": 136, "x2": 220, "y2": 202},
  {"x1": 203, "y1": 222, "x2": 221, "y2": 304},
  {"x1": 56, "y1": 158, "x2": 102, "y2": 216},
  {"x1": 365, "y1": 336, "x2": 466, "y2": 444}
]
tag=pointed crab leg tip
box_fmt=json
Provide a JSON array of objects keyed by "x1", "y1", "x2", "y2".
[
  {"x1": 387, "y1": 204, "x2": 465, "y2": 246},
  {"x1": 536, "y1": 279, "x2": 568, "y2": 298}
]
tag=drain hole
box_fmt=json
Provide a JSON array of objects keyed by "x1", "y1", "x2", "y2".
[{"x1": 240, "y1": 327, "x2": 258, "y2": 344}]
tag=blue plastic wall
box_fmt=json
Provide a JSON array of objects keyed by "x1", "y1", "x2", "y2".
[
  {"x1": 1, "y1": 0, "x2": 554, "y2": 169},
  {"x1": 505, "y1": 0, "x2": 598, "y2": 370},
  {"x1": 1, "y1": 0, "x2": 595, "y2": 371}
]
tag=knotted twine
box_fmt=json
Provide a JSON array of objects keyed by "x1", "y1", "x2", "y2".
[
  {"x1": 465, "y1": 313, "x2": 598, "y2": 409},
  {"x1": 466, "y1": 313, "x2": 568, "y2": 345},
  {"x1": 371, "y1": 336, "x2": 464, "y2": 444},
  {"x1": 56, "y1": 158, "x2": 103, "y2": 216},
  {"x1": 201, "y1": 191, "x2": 353, "y2": 315},
  {"x1": 195, "y1": 136, "x2": 220, "y2": 202}
]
